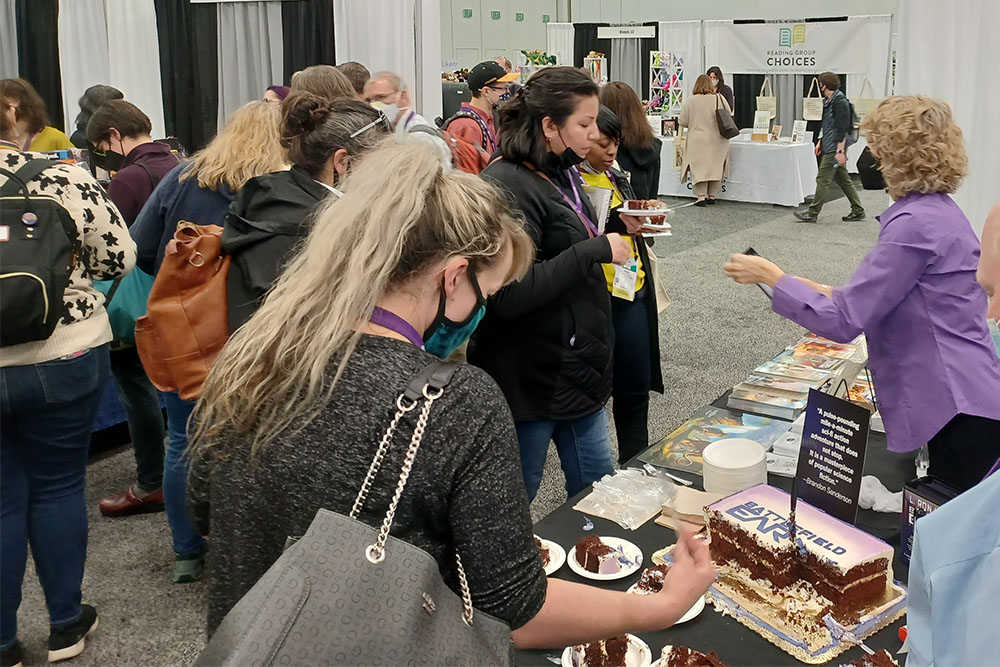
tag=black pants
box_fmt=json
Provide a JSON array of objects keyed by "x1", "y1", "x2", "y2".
[
  {"x1": 927, "y1": 413, "x2": 1000, "y2": 493},
  {"x1": 109, "y1": 346, "x2": 166, "y2": 491},
  {"x1": 611, "y1": 286, "x2": 652, "y2": 464}
]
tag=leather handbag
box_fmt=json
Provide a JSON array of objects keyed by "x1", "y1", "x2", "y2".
[
  {"x1": 803, "y1": 77, "x2": 824, "y2": 121},
  {"x1": 715, "y1": 93, "x2": 739, "y2": 139},
  {"x1": 195, "y1": 361, "x2": 514, "y2": 666},
  {"x1": 134, "y1": 222, "x2": 230, "y2": 400}
]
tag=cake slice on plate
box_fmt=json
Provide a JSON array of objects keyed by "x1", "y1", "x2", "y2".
[
  {"x1": 575, "y1": 536, "x2": 622, "y2": 575},
  {"x1": 659, "y1": 645, "x2": 727, "y2": 666}
]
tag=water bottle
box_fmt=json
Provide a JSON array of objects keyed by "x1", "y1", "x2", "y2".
[{"x1": 915, "y1": 444, "x2": 930, "y2": 478}]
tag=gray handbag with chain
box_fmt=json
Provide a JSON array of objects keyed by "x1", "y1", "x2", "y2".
[{"x1": 195, "y1": 362, "x2": 514, "y2": 666}]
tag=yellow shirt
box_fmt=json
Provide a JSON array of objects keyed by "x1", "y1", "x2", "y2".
[
  {"x1": 27, "y1": 126, "x2": 74, "y2": 152},
  {"x1": 579, "y1": 170, "x2": 645, "y2": 293}
]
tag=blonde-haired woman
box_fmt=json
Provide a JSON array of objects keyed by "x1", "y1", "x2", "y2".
[
  {"x1": 725, "y1": 96, "x2": 1000, "y2": 492},
  {"x1": 187, "y1": 140, "x2": 716, "y2": 648},
  {"x1": 130, "y1": 100, "x2": 286, "y2": 583},
  {"x1": 678, "y1": 73, "x2": 732, "y2": 205}
]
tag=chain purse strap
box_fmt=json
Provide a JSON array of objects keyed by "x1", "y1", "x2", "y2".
[{"x1": 348, "y1": 361, "x2": 476, "y2": 625}]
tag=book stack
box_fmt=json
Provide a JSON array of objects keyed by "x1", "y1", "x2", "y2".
[
  {"x1": 728, "y1": 334, "x2": 864, "y2": 420},
  {"x1": 847, "y1": 368, "x2": 884, "y2": 432}
]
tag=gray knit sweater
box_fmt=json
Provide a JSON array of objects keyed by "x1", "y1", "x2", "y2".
[{"x1": 189, "y1": 335, "x2": 547, "y2": 636}]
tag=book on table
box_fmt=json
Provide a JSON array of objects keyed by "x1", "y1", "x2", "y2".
[
  {"x1": 637, "y1": 405, "x2": 790, "y2": 475},
  {"x1": 753, "y1": 358, "x2": 833, "y2": 384},
  {"x1": 727, "y1": 387, "x2": 807, "y2": 420}
]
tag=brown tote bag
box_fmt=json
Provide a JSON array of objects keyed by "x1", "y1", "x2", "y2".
[{"x1": 135, "y1": 222, "x2": 230, "y2": 400}]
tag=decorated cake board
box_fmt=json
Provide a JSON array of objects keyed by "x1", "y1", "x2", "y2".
[{"x1": 652, "y1": 483, "x2": 908, "y2": 664}]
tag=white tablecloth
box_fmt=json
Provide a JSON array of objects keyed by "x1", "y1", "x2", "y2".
[{"x1": 657, "y1": 138, "x2": 818, "y2": 207}]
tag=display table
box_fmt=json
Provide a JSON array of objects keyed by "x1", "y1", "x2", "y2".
[
  {"x1": 515, "y1": 391, "x2": 914, "y2": 666},
  {"x1": 657, "y1": 138, "x2": 818, "y2": 207}
]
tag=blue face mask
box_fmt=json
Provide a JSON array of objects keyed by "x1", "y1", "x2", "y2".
[{"x1": 423, "y1": 269, "x2": 487, "y2": 358}]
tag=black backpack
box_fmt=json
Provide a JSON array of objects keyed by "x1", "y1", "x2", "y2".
[
  {"x1": 0, "y1": 160, "x2": 79, "y2": 346},
  {"x1": 442, "y1": 110, "x2": 492, "y2": 151}
]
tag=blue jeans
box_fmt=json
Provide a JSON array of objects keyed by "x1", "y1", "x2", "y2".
[
  {"x1": 1, "y1": 344, "x2": 110, "y2": 647},
  {"x1": 515, "y1": 410, "x2": 615, "y2": 501},
  {"x1": 162, "y1": 392, "x2": 205, "y2": 558},
  {"x1": 109, "y1": 346, "x2": 165, "y2": 491}
]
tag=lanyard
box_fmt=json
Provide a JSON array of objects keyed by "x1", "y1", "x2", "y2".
[
  {"x1": 985, "y1": 456, "x2": 1000, "y2": 481},
  {"x1": 528, "y1": 164, "x2": 598, "y2": 237},
  {"x1": 370, "y1": 306, "x2": 424, "y2": 349},
  {"x1": 21, "y1": 133, "x2": 36, "y2": 151}
]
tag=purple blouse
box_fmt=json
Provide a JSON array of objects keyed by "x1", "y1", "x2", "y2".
[{"x1": 773, "y1": 192, "x2": 1000, "y2": 452}]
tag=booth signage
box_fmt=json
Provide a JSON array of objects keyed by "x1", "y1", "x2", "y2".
[
  {"x1": 794, "y1": 389, "x2": 870, "y2": 524},
  {"x1": 491, "y1": 10, "x2": 501, "y2": 20},
  {"x1": 598, "y1": 26, "x2": 656, "y2": 39},
  {"x1": 712, "y1": 18, "x2": 875, "y2": 74},
  {"x1": 542, "y1": 14, "x2": 550, "y2": 23},
  {"x1": 515, "y1": 12, "x2": 524, "y2": 22},
  {"x1": 462, "y1": 8, "x2": 473, "y2": 18}
]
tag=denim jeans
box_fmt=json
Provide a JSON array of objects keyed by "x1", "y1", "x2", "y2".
[
  {"x1": 611, "y1": 286, "x2": 652, "y2": 464},
  {"x1": 162, "y1": 392, "x2": 206, "y2": 558},
  {"x1": 109, "y1": 346, "x2": 165, "y2": 491},
  {"x1": 515, "y1": 409, "x2": 615, "y2": 501},
  {"x1": 0, "y1": 344, "x2": 110, "y2": 647}
]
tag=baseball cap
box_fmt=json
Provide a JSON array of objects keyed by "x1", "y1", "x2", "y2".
[{"x1": 467, "y1": 61, "x2": 519, "y2": 92}]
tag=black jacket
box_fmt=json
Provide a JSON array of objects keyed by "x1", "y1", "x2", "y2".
[
  {"x1": 604, "y1": 167, "x2": 664, "y2": 394},
  {"x1": 616, "y1": 138, "x2": 662, "y2": 200},
  {"x1": 221, "y1": 166, "x2": 330, "y2": 332},
  {"x1": 471, "y1": 159, "x2": 614, "y2": 421}
]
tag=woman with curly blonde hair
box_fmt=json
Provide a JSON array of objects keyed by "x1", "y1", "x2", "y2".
[
  {"x1": 129, "y1": 100, "x2": 286, "y2": 583},
  {"x1": 724, "y1": 95, "x2": 1000, "y2": 491}
]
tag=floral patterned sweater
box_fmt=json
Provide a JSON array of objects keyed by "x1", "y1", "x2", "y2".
[{"x1": 1, "y1": 150, "x2": 136, "y2": 366}]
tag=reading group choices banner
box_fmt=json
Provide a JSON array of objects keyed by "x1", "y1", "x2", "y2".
[{"x1": 712, "y1": 19, "x2": 878, "y2": 75}]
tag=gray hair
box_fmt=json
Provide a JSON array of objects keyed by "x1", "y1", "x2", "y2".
[{"x1": 370, "y1": 70, "x2": 407, "y2": 93}]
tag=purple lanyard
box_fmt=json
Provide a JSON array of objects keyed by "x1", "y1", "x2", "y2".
[
  {"x1": 560, "y1": 168, "x2": 598, "y2": 237},
  {"x1": 370, "y1": 306, "x2": 424, "y2": 349}
]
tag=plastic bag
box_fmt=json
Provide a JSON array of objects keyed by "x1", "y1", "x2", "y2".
[{"x1": 573, "y1": 467, "x2": 678, "y2": 530}]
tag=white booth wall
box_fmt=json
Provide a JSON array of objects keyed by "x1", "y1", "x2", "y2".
[
  {"x1": 440, "y1": 0, "x2": 568, "y2": 69},
  {"x1": 571, "y1": 0, "x2": 899, "y2": 22}
]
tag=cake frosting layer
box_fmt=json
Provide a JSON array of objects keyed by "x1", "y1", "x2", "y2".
[{"x1": 704, "y1": 484, "x2": 893, "y2": 575}]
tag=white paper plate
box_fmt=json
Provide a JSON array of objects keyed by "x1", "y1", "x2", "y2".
[
  {"x1": 619, "y1": 206, "x2": 671, "y2": 218},
  {"x1": 535, "y1": 535, "x2": 566, "y2": 576},
  {"x1": 567, "y1": 536, "x2": 644, "y2": 581},
  {"x1": 626, "y1": 581, "x2": 707, "y2": 625},
  {"x1": 640, "y1": 230, "x2": 673, "y2": 238},
  {"x1": 561, "y1": 633, "x2": 652, "y2": 667}
]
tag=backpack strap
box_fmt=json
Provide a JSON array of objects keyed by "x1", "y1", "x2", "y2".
[
  {"x1": 136, "y1": 161, "x2": 160, "y2": 189},
  {"x1": 443, "y1": 110, "x2": 491, "y2": 151},
  {"x1": 0, "y1": 159, "x2": 57, "y2": 197}
]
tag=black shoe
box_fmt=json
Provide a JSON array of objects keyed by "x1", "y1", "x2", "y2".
[
  {"x1": 48, "y1": 604, "x2": 98, "y2": 663},
  {"x1": 794, "y1": 210, "x2": 818, "y2": 223},
  {"x1": 842, "y1": 211, "x2": 866, "y2": 221},
  {"x1": 694, "y1": 199, "x2": 707, "y2": 207},
  {"x1": 1, "y1": 641, "x2": 24, "y2": 667},
  {"x1": 706, "y1": 198, "x2": 717, "y2": 205}
]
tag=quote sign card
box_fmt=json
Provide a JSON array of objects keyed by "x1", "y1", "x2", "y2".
[{"x1": 795, "y1": 389, "x2": 871, "y2": 524}]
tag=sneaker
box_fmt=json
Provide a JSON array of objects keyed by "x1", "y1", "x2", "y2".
[
  {"x1": 173, "y1": 547, "x2": 208, "y2": 584},
  {"x1": 48, "y1": 604, "x2": 98, "y2": 663},
  {"x1": 794, "y1": 210, "x2": 818, "y2": 223},
  {"x1": 842, "y1": 211, "x2": 866, "y2": 221},
  {"x1": 1, "y1": 640, "x2": 24, "y2": 667}
]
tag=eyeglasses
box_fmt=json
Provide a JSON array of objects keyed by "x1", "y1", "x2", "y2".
[{"x1": 350, "y1": 111, "x2": 392, "y2": 138}]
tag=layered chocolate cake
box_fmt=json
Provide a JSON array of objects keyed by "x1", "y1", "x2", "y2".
[
  {"x1": 575, "y1": 536, "x2": 622, "y2": 575},
  {"x1": 843, "y1": 649, "x2": 898, "y2": 667},
  {"x1": 632, "y1": 564, "x2": 670, "y2": 594},
  {"x1": 581, "y1": 635, "x2": 628, "y2": 666},
  {"x1": 534, "y1": 536, "x2": 551, "y2": 568},
  {"x1": 703, "y1": 485, "x2": 905, "y2": 662},
  {"x1": 659, "y1": 645, "x2": 727, "y2": 667}
]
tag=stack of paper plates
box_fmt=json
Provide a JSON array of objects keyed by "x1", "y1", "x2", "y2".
[{"x1": 702, "y1": 438, "x2": 767, "y2": 495}]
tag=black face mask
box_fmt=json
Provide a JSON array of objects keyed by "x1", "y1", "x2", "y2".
[
  {"x1": 92, "y1": 139, "x2": 126, "y2": 172},
  {"x1": 549, "y1": 129, "x2": 586, "y2": 169}
]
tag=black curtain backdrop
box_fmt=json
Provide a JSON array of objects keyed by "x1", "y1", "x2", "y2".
[
  {"x1": 153, "y1": 0, "x2": 218, "y2": 152},
  {"x1": 732, "y1": 73, "x2": 849, "y2": 133},
  {"x1": 574, "y1": 24, "x2": 612, "y2": 77},
  {"x1": 282, "y1": 0, "x2": 337, "y2": 83},
  {"x1": 15, "y1": 0, "x2": 64, "y2": 132},
  {"x1": 573, "y1": 24, "x2": 657, "y2": 100}
]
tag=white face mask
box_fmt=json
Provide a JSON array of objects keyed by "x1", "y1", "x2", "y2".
[
  {"x1": 712, "y1": 78, "x2": 719, "y2": 88},
  {"x1": 370, "y1": 101, "x2": 401, "y2": 126}
]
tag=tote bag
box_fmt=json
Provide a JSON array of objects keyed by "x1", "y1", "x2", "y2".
[
  {"x1": 94, "y1": 269, "x2": 155, "y2": 345},
  {"x1": 715, "y1": 93, "x2": 740, "y2": 139},
  {"x1": 756, "y1": 77, "x2": 776, "y2": 120},
  {"x1": 803, "y1": 78, "x2": 824, "y2": 121},
  {"x1": 853, "y1": 78, "x2": 881, "y2": 120},
  {"x1": 195, "y1": 361, "x2": 514, "y2": 666}
]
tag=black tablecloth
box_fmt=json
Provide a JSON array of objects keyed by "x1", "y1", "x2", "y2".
[{"x1": 516, "y1": 395, "x2": 916, "y2": 666}]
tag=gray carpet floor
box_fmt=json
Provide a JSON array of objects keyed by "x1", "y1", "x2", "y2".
[{"x1": 11, "y1": 186, "x2": 888, "y2": 666}]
